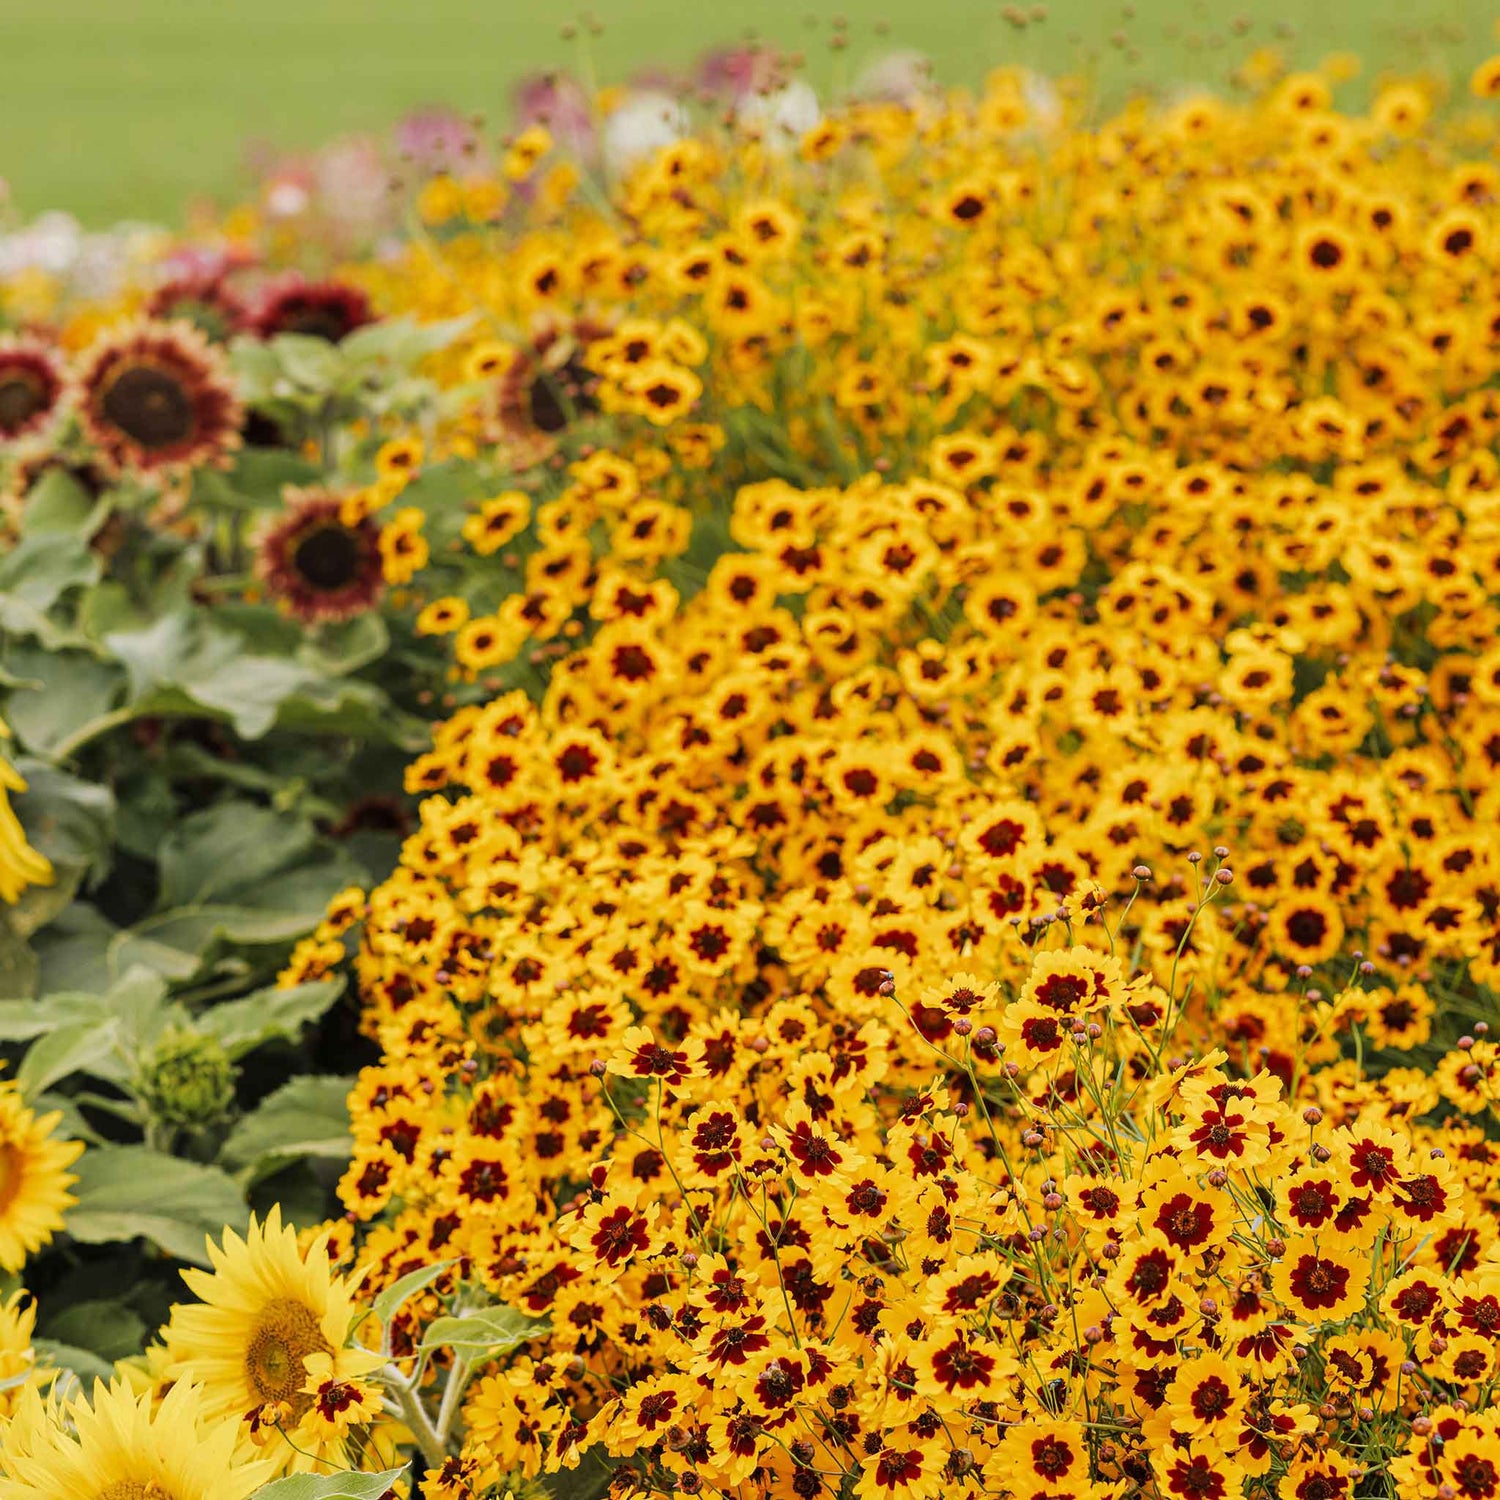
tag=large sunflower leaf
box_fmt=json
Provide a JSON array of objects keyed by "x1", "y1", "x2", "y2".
[
  {"x1": 253, "y1": 1468, "x2": 407, "y2": 1500},
  {"x1": 2, "y1": 648, "x2": 125, "y2": 759},
  {"x1": 197, "y1": 979, "x2": 343, "y2": 1060},
  {"x1": 156, "y1": 801, "x2": 318, "y2": 909},
  {"x1": 67, "y1": 1147, "x2": 245, "y2": 1266},
  {"x1": 220, "y1": 1075, "x2": 353, "y2": 1178}
]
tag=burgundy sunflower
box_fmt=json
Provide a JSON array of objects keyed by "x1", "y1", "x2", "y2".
[
  {"x1": 256, "y1": 488, "x2": 384, "y2": 624},
  {"x1": 75, "y1": 320, "x2": 242, "y2": 477},
  {"x1": 3, "y1": 453, "x2": 111, "y2": 510},
  {"x1": 253, "y1": 276, "x2": 375, "y2": 342},
  {"x1": 147, "y1": 268, "x2": 250, "y2": 342},
  {"x1": 0, "y1": 336, "x2": 66, "y2": 445},
  {"x1": 491, "y1": 318, "x2": 608, "y2": 464}
]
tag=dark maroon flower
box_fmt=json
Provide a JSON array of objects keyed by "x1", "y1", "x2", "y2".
[
  {"x1": 256, "y1": 488, "x2": 384, "y2": 624},
  {"x1": 254, "y1": 276, "x2": 375, "y2": 343},
  {"x1": 75, "y1": 320, "x2": 242, "y2": 477},
  {"x1": 0, "y1": 336, "x2": 66, "y2": 444}
]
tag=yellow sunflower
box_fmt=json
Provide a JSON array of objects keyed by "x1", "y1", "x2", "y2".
[
  {"x1": 0, "y1": 1085, "x2": 83, "y2": 1273},
  {"x1": 0, "y1": 724, "x2": 52, "y2": 906},
  {"x1": 0, "y1": 1378, "x2": 275, "y2": 1500},
  {"x1": 163, "y1": 1207, "x2": 369, "y2": 1474}
]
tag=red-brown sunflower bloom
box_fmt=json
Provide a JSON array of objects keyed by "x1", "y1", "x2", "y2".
[
  {"x1": 256, "y1": 488, "x2": 385, "y2": 624},
  {"x1": 492, "y1": 319, "x2": 609, "y2": 464},
  {"x1": 147, "y1": 268, "x2": 250, "y2": 342},
  {"x1": 253, "y1": 276, "x2": 375, "y2": 342},
  {"x1": 0, "y1": 336, "x2": 66, "y2": 445},
  {"x1": 74, "y1": 319, "x2": 242, "y2": 477}
]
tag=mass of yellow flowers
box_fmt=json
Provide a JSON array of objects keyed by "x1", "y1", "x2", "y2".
[{"x1": 6, "y1": 44, "x2": 1500, "y2": 1500}]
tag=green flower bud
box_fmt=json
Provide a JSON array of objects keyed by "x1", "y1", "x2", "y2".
[{"x1": 136, "y1": 1029, "x2": 237, "y2": 1130}]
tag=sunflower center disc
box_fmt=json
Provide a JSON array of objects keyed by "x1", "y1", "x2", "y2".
[
  {"x1": 244, "y1": 1296, "x2": 331, "y2": 1409},
  {"x1": 293, "y1": 525, "x2": 362, "y2": 591},
  {"x1": 0, "y1": 374, "x2": 46, "y2": 434},
  {"x1": 97, "y1": 1481, "x2": 167, "y2": 1500},
  {"x1": 101, "y1": 366, "x2": 196, "y2": 449},
  {"x1": 279, "y1": 306, "x2": 349, "y2": 342},
  {"x1": 527, "y1": 370, "x2": 570, "y2": 433}
]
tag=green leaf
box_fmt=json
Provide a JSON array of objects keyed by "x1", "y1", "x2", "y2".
[
  {"x1": 33, "y1": 1338, "x2": 116, "y2": 1385},
  {"x1": 198, "y1": 979, "x2": 343, "y2": 1060},
  {"x1": 541, "y1": 1452, "x2": 617, "y2": 1500},
  {"x1": 270, "y1": 334, "x2": 344, "y2": 390},
  {"x1": 30, "y1": 906, "x2": 120, "y2": 995},
  {"x1": 106, "y1": 612, "x2": 319, "y2": 741},
  {"x1": 3, "y1": 649, "x2": 126, "y2": 758},
  {"x1": 220, "y1": 1075, "x2": 352, "y2": 1176},
  {"x1": 41, "y1": 1300, "x2": 146, "y2": 1361},
  {"x1": 16, "y1": 1017, "x2": 122, "y2": 1097},
  {"x1": 0, "y1": 531, "x2": 100, "y2": 612},
  {"x1": 226, "y1": 337, "x2": 286, "y2": 400},
  {"x1": 78, "y1": 579, "x2": 149, "y2": 641},
  {"x1": 197, "y1": 448, "x2": 321, "y2": 511},
  {"x1": 253, "y1": 1467, "x2": 407, "y2": 1500},
  {"x1": 298, "y1": 613, "x2": 389, "y2": 676},
  {"x1": 339, "y1": 314, "x2": 473, "y2": 370},
  {"x1": 67, "y1": 1147, "x2": 245, "y2": 1265},
  {"x1": 3, "y1": 862, "x2": 83, "y2": 942},
  {"x1": 371, "y1": 1259, "x2": 455, "y2": 1329},
  {"x1": 0, "y1": 913, "x2": 38, "y2": 1003},
  {"x1": 233, "y1": 449, "x2": 321, "y2": 494},
  {"x1": 418, "y1": 1305, "x2": 550, "y2": 1358},
  {"x1": 20, "y1": 468, "x2": 103, "y2": 534},
  {"x1": 156, "y1": 802, "x2": 317, "y2": 909},
  {"x1": 0, "y1": 991, "x2": 108, "y2": 1041}
]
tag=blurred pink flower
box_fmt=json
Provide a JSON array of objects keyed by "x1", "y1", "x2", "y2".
[
  {"x1": 513, "y1": 72, "x2": 597, "y2": 164},
  {"x1": 695, "y1": 45, "x2": 779, "y2": 102},
  {"x1": 394, "y1": 106, "x2": 477, "y2": 172}
]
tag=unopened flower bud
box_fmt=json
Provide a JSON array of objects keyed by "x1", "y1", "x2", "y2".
[{"x1": 135, "y1": 1029, "x2": 236, "y2": 1130}]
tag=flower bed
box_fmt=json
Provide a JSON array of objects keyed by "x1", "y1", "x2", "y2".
[{"x1": 4, "y1": 50, "x2": 1500, "y2": 1500}]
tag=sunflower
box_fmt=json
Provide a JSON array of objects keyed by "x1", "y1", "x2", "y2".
[
  {"x1": 252, "y1": 276, "x2": 374, "y2": 343},
  {"x1": 163, "y1": 1207, "x2": 367, "y2": 1473},
  {"x1": 0, "y1": 1379, "x2": 276, "y2": 1500},
  {"x1": 74, "y1": 320, "x2": 242, "y2": 478},
  {"x1": 147, "y1": 268, "x2": 250, "y2": 342},
  {"x1": 492, "y1": 319, "x2": 607, "y2": 464},
  {"x1": 255, "y1": 489, "x2": 385, "y2": 625},
  {"x1": 0, "y1": 337, "x2": 65, "y2": 446},
  {"x1": 0, "y1": 1081, "x2": 82, "y2": 1272}
]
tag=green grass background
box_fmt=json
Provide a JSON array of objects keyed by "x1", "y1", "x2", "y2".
[{"x1": 0, "y1": 0, "x2": 1489, "y2": 225}]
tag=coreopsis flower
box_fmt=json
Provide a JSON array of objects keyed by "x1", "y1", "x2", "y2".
[{"x1": 299, "y1": 1350, "x2": 382, "y2": 1441}]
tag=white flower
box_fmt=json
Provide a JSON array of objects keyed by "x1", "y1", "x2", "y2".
[
  {"x1": 604, "y1": 91, "x2": 688, "y2": 177},
  {"x1": 736, "y1": 80, "x2": 822, "y2": 144}
]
